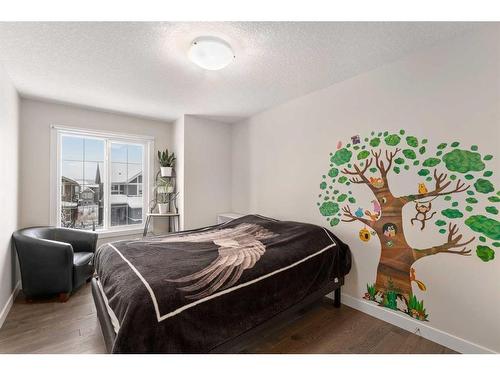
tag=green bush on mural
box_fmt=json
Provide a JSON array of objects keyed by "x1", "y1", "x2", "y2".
[
  {"x1": 441, "y1": 209, "x2": 463, "y2": 219},
  {"x1": 328, "y1": 168, "x2": 339, "y2": 177},
  {"x1": 442, "y1": 149, "x2": 485, "y2": 173},
  {"x1": 331, "y1": 148, "x2": 352, "y2": 166},
  {"x1": 317, "y1": 129, "x2": 498, "y2": 321},
  {"x1": 403, "y1": 149, "x2": 416, "y2": 159},
  {"x1": 406, "y1": 136, "x2": 418, "y2": 148},
  {"x1": 422, "y1": 157, "x2": 440, "y2": 167},
  {"x1": 465, "y1": 215, "x2": 500, "y2": 240},
  {"x1": 476, "y1": 246, "x2": 495, "y2": 262},
  {"x1": 474, "y1": 178, "x2": 494, "y2": 194},
  {"x1": 319, "y1": 201, "x2": 339, "y2": 216},
  {"x1": 357, "y1": 150, "x2": 370, "y2": 160},
  {"x1": 384, "y1": 134, "x2": 401, "y2": 146}
]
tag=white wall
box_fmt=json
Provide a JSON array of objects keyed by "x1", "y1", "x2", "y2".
[
  {"x1": 19, "y1": 98, "x2": 173, "y2": 242},
  {"x1": 172, "y1": 116, "x2": 185, "y2": 230},
  {"x1": 0, "y1": 63, "x2": 20, "y2": 325},
  {"x1": 183, "y1": 115, "x2": 232, "y2": 230},
  {"x1": 231, "y1": 25, "x2": 500, "y2": 352}
]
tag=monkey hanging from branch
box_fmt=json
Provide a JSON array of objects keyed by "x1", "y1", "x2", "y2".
[{"x1": 410, "y1": 200, "x2": 436, "y2": 230}]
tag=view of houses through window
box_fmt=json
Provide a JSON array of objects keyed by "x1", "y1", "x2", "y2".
[{"x1": 60, "y1": 133, "x2": 145, "y2": 230}]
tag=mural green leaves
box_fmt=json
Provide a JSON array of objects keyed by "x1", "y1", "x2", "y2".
[
  {"x1": 370, "y1": 137, "x2": 381, "y2": 147},
  {"x1": 384, "y1": 134, "x2": 401, "y2": 146},
  {"x1": 331, "y1": 148, "x2": 352, "y2": 165},
  {"x1": 474, "y1": 178, "x2": 494, "y2": 194},
  {"x1": 319, "y1": 201, "x2": 339, "y2": 216},
  {"x1": 403, "y1": 149, "x2": 416, "y2": 159},
  {"x1": 441, "y1": 209, "x2": 463, "y2": 219},
  {"x1": 422, "y1": 157, "x2": 440, "y2": 167},
  {"x1": 465, "y1": 215, "x2": 500, "y2": 240},
  {"x1": 328, "y1": 168, "x2": 339, "y2": 177},
  {"x1": 406, "y1": 136, "x2": 418, "y2": 147},
  {"x1": 357, "y1": 150, "x2": 370, "y2": 160},
  {"x1": 330, "y1": 218, "x2": 340, "y2": 226},
  {"x1": 442, "y1": 149, "x2": 485, "y2": 173},
  {"x1": 476, "y1": 246, "x2": 495, "y2": 262},
  {"x1": 485, "y1": 206, "x2": 499, "y2": 215}
]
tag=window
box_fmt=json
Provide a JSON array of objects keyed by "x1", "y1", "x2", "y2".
[{"x1": 51, "y1": 126, "x2": 153, "y2": 233}]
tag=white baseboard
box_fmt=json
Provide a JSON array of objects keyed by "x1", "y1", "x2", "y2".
[
  {"x1": 326, "y1": 292, "x2": 496, "y2": 354},
  {"x1": 0, "y1": 281, "x2": 21, "y2": 329}
]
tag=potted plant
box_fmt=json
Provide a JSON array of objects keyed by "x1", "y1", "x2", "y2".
[
  {"x1": 155, "y1": 178, "x2": 174, "y2": 214},
  {"x1": 156, "y1": 177, "x2": 174, "y2": 193},
  {"x1": 157, "y1": 193, "x2": 169, "y2": 214},
  {"x1": 166, "y1": 182, "x2": 174, "y2": 193},
  {"x1": 158, "y1": 149, "x2": 176, "y2": 177}
]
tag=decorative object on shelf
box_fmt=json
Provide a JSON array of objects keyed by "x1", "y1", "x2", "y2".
[
  {"x1": 157, "y1": 177, "x2": 174, "y2": 194},
  {"x1": 152, "y1": 174, "x2": 178, "y2": 215},
  {"x1": 158, "y1": 202, "x2": 168, "y2": 214},
  {"x1": 158, "y1": 148, "x2": 176, "y2": 177},
  {"x1": 146, "y1": 152, "x2": 180, "y2": 236}
]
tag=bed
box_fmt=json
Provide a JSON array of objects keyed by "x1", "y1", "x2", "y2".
[{"x1": 92, "y1": 214, "x2": 352, "y2": 353}]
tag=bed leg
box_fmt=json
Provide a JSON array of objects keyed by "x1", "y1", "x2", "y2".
[{"x1": 333, "y1": 287, "x2": 341, "y2": 308}]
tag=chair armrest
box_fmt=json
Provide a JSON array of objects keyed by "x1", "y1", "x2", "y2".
[
  {"x1": 54, "y1": 228, "x2": 98, "y2": 253},
  {"x1": 12, "y1": 233, "x2": 74, "y2": 297}
]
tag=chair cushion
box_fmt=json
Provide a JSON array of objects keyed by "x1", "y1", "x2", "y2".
[
  {"x1": 73, "y1": 252, "x2": 94, "y2": 291},
  {"x1": 73, "y1": 252, "x2": 94, "y2": 267}
]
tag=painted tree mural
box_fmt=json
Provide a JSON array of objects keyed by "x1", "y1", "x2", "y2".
[{"x1": 318, "y1": 130, "x2": 499, "y2": 320}]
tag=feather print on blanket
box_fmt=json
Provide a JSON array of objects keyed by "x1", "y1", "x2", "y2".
[{"x1": 155, "y1": 223, "x2": 277, "y2": 299}]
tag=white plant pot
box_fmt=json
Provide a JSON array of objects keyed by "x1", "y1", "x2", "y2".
[
  {"x1": 158, "y1": 203, "x2": 168, "y2": 214},
  {"x1": 160, "y1": 167, "x2": 173, "y2": 177}
]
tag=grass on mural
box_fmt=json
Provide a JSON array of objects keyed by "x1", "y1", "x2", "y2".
[{"x1": 364, "y1": 283, "x2": 428, "y2": 321}]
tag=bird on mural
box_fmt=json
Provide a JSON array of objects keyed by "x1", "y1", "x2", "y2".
[
  {"x1": 354, "y1": 207, "x2": 364, "y2": 217},
  {"x1": 369, "y1": 177, "x2": 384, "y2": 189},
  {"x1": 151, "y1": 223, "x2": 277, "y2": 300},
  {"x1": 336, "y1": 141, "x2": 343, "y2": 150},
  {"x1": 371, "y1": 199, "x2": 381, "y2": 214},
  {"x1": 364, "y1": 210, "x2": 380, "y2": 222},
  {"x1": 410, "y1": 267, "x2": 427, "y2": 291},
  {"x1": 418, "y1": 182, "x2": 429, "y2": 194}
]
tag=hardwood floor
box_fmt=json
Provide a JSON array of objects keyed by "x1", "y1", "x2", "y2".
[{"x1": 0, "y1": 283, "x2": 456, "y2": 354}]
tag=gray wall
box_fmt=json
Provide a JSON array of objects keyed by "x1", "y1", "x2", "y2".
[
  {"x1": 0, "y1": 63, "x2": 20, "y2": 324},
  {"x1": 183, "y1": 115, "x2": 232, "y2": 229},
  {"x1": 231, "y1": 25, "x2": 500, "y2": 352}
]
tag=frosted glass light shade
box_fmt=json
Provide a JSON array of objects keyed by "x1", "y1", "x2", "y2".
[{"x1": 188, "y1": 36, "x2": 235, "y2": 71}]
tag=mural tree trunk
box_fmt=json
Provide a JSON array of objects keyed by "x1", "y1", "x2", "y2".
[{"x1": 318, "y1": 131, "x2": 498, "y2": 320}]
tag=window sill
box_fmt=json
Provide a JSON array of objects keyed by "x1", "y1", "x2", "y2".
[{"x1": 96, "y1": 226, "x2": 144, "y2": 239}]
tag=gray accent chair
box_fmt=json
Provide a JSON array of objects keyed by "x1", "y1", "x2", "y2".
[{"x1": 12, "y1": 227, "x2": 98, "y2": 302}]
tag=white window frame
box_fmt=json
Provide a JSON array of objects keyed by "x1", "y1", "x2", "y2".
[{"x1": 50, "y1": 125, "x2": 154, "y2": 237}]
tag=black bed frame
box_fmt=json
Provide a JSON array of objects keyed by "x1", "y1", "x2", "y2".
[{"x1": 91, "y1": 276, "x2": 342, "y2": 353}]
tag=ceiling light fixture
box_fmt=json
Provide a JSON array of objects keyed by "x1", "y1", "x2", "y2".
[{"x1": 188, "y1": 36, "x2": 235, "y2": 71}]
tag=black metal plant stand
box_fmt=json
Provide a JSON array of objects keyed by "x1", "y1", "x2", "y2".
[{"x1": 143, "y1": 168, "x2": 180, "y2": 237}]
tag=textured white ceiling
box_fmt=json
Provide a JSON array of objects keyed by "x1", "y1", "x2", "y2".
[{"x1": 0, "y1": 22, "x2": 483, "y2": 123}]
